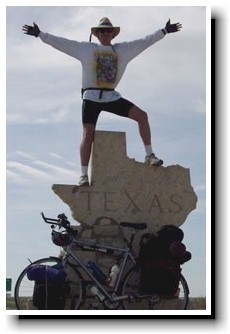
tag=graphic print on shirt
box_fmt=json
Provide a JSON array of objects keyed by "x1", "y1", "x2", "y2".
[{"x1": 93, "y1": 50, "x2": 119, "y2": 88}]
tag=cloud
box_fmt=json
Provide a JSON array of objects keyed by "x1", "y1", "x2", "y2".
[
  {"x1": 6, "y1": 151, "x2": 77, "y2": 186},
  {"x1": 6, "y1": 160, "x2": 51, "y2": 184},
  {"x1": 33, "y1": 159, "x2": 76, "y2": 179},
  {"x1": 48, "y1": 152, "x2": 65, "y2": 160},
  {"x1": 6, "y1": 87, "x2": 81, "y2": 124},
  {"x1": 15, "y1": 150, "x2": 36, "y2": 160}
]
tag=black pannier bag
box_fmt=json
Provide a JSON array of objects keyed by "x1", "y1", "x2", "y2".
[
  {"x1": 139, "y1": 225, "x2": 191, "y2": 295},
  {"x1": 27, "y1": 264, "x2": 70, "y2": 309}
]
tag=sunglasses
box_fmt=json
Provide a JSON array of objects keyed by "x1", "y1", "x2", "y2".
[{"x1": 97, "y1": 28, "x2": 114, "y2": 34}]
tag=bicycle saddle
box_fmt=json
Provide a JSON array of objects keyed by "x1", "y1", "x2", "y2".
[{"x1": 120, "y1": 222, "x2": 147, "y2": 230}]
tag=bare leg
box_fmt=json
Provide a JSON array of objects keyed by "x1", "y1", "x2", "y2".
[
  {"x1": 129, "y1": 105, "x2": 163, "y2": 166},
  {"x1": 80, "y1": 123, "x2": 95, "y2": 168},
  {"x1": 128, "y1": 105, "x2": 151, "y2": 146}
]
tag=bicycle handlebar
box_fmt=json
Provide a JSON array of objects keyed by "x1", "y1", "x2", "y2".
[
  {"x1": 41, "y1": 212, "x2": 77, "y2": 235},
  {"x1": 41, "y1": 212, "x2": 147, "y2": 243},
  {"x1": 41, "y1": 212, "x2": 60, "y2": 224}
]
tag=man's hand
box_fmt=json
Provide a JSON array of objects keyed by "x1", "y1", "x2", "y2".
[
  {"x1": 22, "y1": 22, "x2": 40, "y2": 37},
  {"x1": 165, "y1": 19, "x2": 182, "y2": 33}
]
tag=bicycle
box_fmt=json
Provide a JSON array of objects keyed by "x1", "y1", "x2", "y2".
[{"x1": 14, "y1": 213, "x2": 190, "y2": 310}]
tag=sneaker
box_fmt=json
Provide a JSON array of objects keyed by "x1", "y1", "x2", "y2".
[
  {"x1": 145, "y1": 153, "x2": 163, "y2": 166},
  {"x1": 78, "y1": 175, "x2": 89, "y2": 186}
]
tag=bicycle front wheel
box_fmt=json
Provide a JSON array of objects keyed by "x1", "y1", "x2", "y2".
[
  {"x1": 14, "y1": 257, "x2": 84, "y2": 310},
  {"x1": 121, "y1": 266, "x2": 189, "y2": 310}
]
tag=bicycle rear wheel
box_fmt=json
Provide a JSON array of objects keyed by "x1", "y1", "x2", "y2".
[
  {"x1": 121, "y1": 266, "x2": 189, "y2": 310},
  {"x1": 14, "y1": 257, "x2": 84, "y2": 310}
]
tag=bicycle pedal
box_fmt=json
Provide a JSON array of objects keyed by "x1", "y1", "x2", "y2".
[
  {"x1": 88, "y1": 302, "x2": 101, "y2": 310},
  {"x1": 150, "y1": 294, "x2": 160, "y2": 304}
]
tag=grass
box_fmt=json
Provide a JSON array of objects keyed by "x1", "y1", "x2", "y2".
[
  {"x1": 190, "y1": 297, "x2": 206, "y2": 309},
  {"x1": 6, "y1": 297, "x2": 17, "y2": 310},
  {"x1": 6, "y1": 297, "x2": 206, "y2": 310}
]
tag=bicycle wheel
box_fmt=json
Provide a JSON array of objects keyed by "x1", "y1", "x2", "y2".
[
  {"x1": 14, "y1": 257, "x2": 84, "y2": 310},
  {"x1": 121, "y1": 266, "x2": 189, "y2": 310}
]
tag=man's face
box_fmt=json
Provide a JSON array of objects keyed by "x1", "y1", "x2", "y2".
[{"x1": 97, "y1": 28, "x2": 114, "y2": 45}]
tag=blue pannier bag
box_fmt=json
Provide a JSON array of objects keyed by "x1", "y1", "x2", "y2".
[
  {"x1": 27, "y1": 264, "x2": 69, "y2": 309},
  {"x1": 27, "y1": 264, "x2": 66, "y2": 282}
]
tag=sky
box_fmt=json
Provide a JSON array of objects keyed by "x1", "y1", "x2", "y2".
[{"x1": 5, "y1": 4, "x2": 208, "y2": 307}]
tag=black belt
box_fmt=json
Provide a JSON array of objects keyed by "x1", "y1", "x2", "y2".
[{"x1": 81, "y1": 87, "x2": 114, "y2": 99}]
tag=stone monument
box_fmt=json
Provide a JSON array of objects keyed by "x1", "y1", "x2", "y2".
[
  {"x1": 52, "y1": 130, "x2": 197, "y2": 309},
  {"x1": 52, "y1": 130, "x2": 197, "y2": 234}
]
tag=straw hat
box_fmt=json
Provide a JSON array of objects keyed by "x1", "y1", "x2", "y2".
[{"x1": 91, "y1": 17, "x2": 120, "y2": 39}]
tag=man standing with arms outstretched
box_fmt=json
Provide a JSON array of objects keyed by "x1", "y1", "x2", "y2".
[{"x1": 23, "y1": 17, "x2": 182, "y2": 186}]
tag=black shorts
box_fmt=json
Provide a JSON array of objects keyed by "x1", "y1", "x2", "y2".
[{"x1": 82, "y1": 98, "x2": 134, "y2": 125}]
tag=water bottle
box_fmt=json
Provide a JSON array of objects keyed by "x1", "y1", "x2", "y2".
[
  {"x1": 87, "y1": 261, "x2": 107, "y2": 283},
  {"x1": 108, "y1": 264, "x2": 120, "y2": 288},
  {"x1": 89, "y1": 285, "x2": 105, "y2": 301}
]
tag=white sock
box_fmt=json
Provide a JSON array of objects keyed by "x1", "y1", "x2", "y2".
[
  {"x1": 81, "y1": 166, "x2": 88, "y2": 176},
  {"x1": 145, "y1": 145, "x2": 153, "y2": 156}
]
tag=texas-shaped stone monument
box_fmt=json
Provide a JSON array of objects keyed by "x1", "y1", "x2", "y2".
[
  {"x1": 52, "y1": 130, "x2": 197, "y2": 234},
  {"x1": 52, "y1": 130, "x2": 197, "y2": 309}
]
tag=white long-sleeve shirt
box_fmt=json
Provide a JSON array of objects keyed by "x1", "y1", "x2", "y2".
[{"x1": 39, "y1": 30, "x2": 165, "y2": 102}]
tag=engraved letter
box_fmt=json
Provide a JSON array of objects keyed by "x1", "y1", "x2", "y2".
[
  {"x1": 124, "y1": 192, "x2": 141, "y2": 213},
  {"x1": 104, "y1": 192, "x2": 117, "y2": 212},
  {"x1": 80, "y1": 191, "x2": 98, "y2": 212},
  {"x1": 168, "y1": 194, "x2": 182, "y2": 213},
  {"x1": 148, "y1": 194, "x2": 163, "y2": 213}
]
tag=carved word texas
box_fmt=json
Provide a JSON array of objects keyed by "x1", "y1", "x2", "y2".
[{"x1": 75, "y1": 190, "x2": 182, "y2": 215}]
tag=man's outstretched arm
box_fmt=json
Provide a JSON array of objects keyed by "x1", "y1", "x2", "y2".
[
  {"x1": 22, "y1": 22, "x2": 40, "y2": 37},
  {"x1": 22, "y1": 22, "x2": 87, "y2": 60}
]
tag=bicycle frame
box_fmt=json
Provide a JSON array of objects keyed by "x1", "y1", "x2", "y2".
[
  {"x1": 15, "y1": 213, "x2": 189, "y2": 311},
  {"x1": 61, "y1": 235, "x2": 137, "y2": 303}
]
